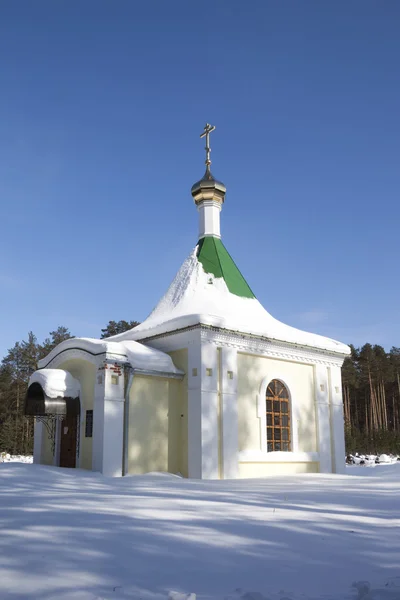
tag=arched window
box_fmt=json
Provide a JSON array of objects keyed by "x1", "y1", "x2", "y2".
[{"x1": 266, "y1": 379, "x2": 291, "y2": 452}]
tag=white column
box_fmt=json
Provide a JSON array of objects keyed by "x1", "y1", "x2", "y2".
[
  {"x1": 329, "y1": 366, "x2": 346, "y2": 474},
  {"x1": 220, "y1": 347, "x2": 238, "y2": 479},
  {"x1": 92, "y1": 362, "x2": 125, "y2": 477},
  {"x1": 187, "y1": 343, "x2": 219, "y2": 479},
  {"x1": 197, "y1": 200, "x2": 221, "y2": 238},
  {"x1": 315, "y1": 364, "x2": 333, "y2": 473},
  {"x1": 33, "y1": 419, "x2": 43, "y2": 464}
]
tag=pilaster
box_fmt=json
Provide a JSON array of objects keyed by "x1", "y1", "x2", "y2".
[
  {"x1": 329, "y1": 366, "x2": 346, "y2": 474},
  {"x1": 220, "y1": 347, "x2": 238, "y2": 479},
  {"x1": 92, "y1": 360, "x2": 125, "y2": 477},
  {"x1": 33, "y1": 419, "x2": 43, "y2": 464},
  {"x1": 314, "y1": 364, "x2": 333, "y2": 473},
  {"x1": 188, "y1": 343, "x2": 219, "y2": 479}
]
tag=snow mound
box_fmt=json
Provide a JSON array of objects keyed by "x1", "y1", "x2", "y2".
[
  {"x1": 110, "y1": 247, "x2": 350, "y2": 355},
  {"x1": 346, "y1": 453, "x2": 399, "y2": 467},
  {"x1": 0, "y1": 454, "x2": 33, "y2": 463},
  {"x1": 38, "y1": 337, "x2": 183, "y2": 376},
  {"x1": 378, "y1": 454, "x2": 395, "y2": 464},
  {"x1": 29, "y1": 368, "x2": 80, "y2": 399},
  {"x1": 168, "y1": 592, "x2": 196, "y2": 600}
]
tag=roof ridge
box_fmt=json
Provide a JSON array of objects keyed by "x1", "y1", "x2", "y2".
[{"x1": 213, "y1": 237, "x2": 225, "y2": 283}]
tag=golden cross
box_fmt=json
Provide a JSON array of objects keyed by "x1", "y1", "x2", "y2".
[{"x1": 200, "y1": 123, "x2": 216, "y2": 168}]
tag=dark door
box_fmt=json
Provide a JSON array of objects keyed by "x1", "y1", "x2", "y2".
[{"x1": 59, "y1": 414, "x2": 78, "y2": 468}]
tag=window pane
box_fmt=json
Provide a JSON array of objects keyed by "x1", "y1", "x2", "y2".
[
  {"x1": 85, "y1": 410, "x2": 93, "y2": 438},
  {"x1": 265, "y1": 380, "x2": 291, "y2": 453},
  {"x1": 266, "y1": 386, "x2": 274, "y2": 398}
]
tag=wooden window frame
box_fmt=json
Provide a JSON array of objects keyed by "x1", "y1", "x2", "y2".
[{"x1": 266, "y1": 379, "x2": 291, "y2": 452}]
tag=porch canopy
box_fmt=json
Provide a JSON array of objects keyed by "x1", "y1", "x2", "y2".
[{"x1": 25, "y1": 369, "x2": 80, "y2": 417}]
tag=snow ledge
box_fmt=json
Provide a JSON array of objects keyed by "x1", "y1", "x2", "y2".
[{"x1": 239, "y1": 450, "x2": 319, "y2": 463}]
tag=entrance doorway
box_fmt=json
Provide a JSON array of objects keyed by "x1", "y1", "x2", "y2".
[{"x1": 59, "y1": 414, "x2": 78, "y2": 468}]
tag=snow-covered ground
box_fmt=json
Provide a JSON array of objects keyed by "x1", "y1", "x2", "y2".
[
  {"x1": 0, "y1": 464, "x2": 399, "y2": 600},
  {"x1": 0, "y1": 453, "x2": 33, "y2": 463}
]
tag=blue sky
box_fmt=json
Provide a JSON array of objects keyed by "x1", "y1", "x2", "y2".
[{"x1": 1, "y1": 1, "x2": 399, "y2": 358}]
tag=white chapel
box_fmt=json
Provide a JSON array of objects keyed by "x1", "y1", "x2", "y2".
[{"x1": 25, "y1": 124, "x2": 350, "y2": 479}]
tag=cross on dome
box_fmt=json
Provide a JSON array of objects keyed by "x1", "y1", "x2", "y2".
[
  {"x1": 200, "y1": 123, "x2": 216, "y2": 168},
  {"x1": 192, "y1": 123, "x2": 226, "y2": 239}
]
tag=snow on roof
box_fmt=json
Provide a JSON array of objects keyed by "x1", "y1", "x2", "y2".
[
  {"x1": 37, "y1": 338, "x2": 183, "y2": 375},
  {"x1": 110, "y1": 242, "x2": 350, "y2": 356},
  {"x1": 29, "y1": 369, "x2": 80, "y2": 399}
]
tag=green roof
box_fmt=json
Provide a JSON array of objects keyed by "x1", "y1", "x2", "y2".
[{"x1": 196, "y1": 237, "x2": 255, "y2": 299}]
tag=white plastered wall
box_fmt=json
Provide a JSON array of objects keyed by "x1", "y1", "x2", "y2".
[{"x1": 237, "y1": 352, "x2": 318, "y2": 477}]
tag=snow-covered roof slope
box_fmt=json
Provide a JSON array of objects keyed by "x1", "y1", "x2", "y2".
[
  {"x1": 38, "y1": 337, "x2": 183, "y2": 375},
  {"x1": 29, "y1": 369, "x2": 80, "y2": 399},
  {"x1": 110, "y1": 240, "x2": 350, "y2": 356}
]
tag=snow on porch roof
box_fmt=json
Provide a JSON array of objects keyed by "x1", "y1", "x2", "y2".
[
  {"x1": 29, "y1": 369, "x2": 80, "y2": 399},
  {"x1": 37, "y1": 338, "x2": 184, "y2": 376},
  {"x1": 25, "y1": 369, "x2": 81, "y2": 417}
]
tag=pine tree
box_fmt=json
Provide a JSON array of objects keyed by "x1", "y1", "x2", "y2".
[
  {"x1": 39, "y1": 326, "x2": 74, "y2": 359},
  {"x1": 100, "y1": 320, "x2": 140, "y2": 338}
]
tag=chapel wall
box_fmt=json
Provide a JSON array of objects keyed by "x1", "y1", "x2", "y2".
[
  {"x1": 237, "y1": 353, "x2": 317, "y2": 454},
  {"x1": 56, "y1": 359, "x2": 95, "y2": 470},
  {"x1": 128, "y1": 375, "x2": 169, "y2": 474}
]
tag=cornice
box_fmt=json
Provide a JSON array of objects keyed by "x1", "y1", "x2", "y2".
[
  {"x1": 41, "y1": 348, "x2": 129, "y2": 370},
  {"x1": 140, "y1": 323, "x2": 346, "y2": 367},
  {"x1": 40, "y1": 349, "x2": 184, "y2": 379}
]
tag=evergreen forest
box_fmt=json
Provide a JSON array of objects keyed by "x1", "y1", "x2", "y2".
[{"x1": 1, "y1": 322, "x2": 399, "y2": 456}]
